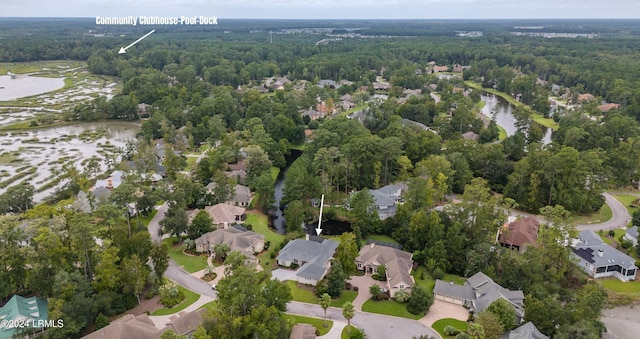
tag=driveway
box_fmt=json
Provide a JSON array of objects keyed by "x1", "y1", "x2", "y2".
[
  {"x1": 148, "y1": 202, "x2": 169, "y2": 244},
  {"x1": 286, "y1": 301, "x2": 438, "y2": 339},
  {"x1": 272, "y1": 268, "x2": 300, "y2": 282},
  {"x1": 420, "y1": 299, "x2": 469, "y2": 327},
  {"x1": 348, "y1": 275, "x2": 387, "y2": 311}
]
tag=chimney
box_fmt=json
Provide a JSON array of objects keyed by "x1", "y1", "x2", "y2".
[
  {"x1": 370, "y1": 242, "x2": 375, "y2": 248},
  {"x1": 305, "y1": 233, "x2": 309, "y2": 241},
  {"x1": 107, "y1": 179, "x2": 112, "y2": 188},
  {"x1": 597, "y1": 249, "x2": 604, "y2": 257}
]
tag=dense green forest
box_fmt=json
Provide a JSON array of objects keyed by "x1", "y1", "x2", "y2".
[{"x1": 3, "y1": 18, "x2": 640, "y2": 338}]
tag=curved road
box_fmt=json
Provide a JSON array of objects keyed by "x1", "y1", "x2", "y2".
[
  {"x1": 147, "y1": 203, "x2": 438, "y2": 338},
  {"x1": 576, "y1": 192, "x2": 631, "y2": 231}
]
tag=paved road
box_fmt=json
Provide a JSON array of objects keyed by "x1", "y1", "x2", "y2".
[
  {"x1": 286, "y1": 301, "x2": 438, "y2": 339},
  {"x1": 148, "y1": 202, "x2": 168, "y2": 244},
  {"x1": 576, "y1": 192, "x2": 631, "y2": 231}
]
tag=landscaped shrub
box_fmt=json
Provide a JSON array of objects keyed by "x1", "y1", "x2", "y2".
[
  {"x1": 290, "y1": 263, "x2": 299, "y2": 269},
  {"x1": 354, "y1": 286, "x2": 359, "y2": 292},
  {"x1": 377, "y1": 293, "x2": 390, "y2": 301},
  {"x1": 160, "y1": 283, "x2": 185, "y2": 308},
  {"x1": 444, "y1": 325, "x2": 461, "y2": 336},
  {"x1": 455, "y1": 332, "x2": 470, "y2": 339},
  {"x1": 270, "y1": 250, "x2": 276, "y2": 259},
  {"x1": 95, "y1": 313, "x2": 109, "y2": 330},
  {"x1": 264, "y1": 240, "x2": 271, "y2": 250}
]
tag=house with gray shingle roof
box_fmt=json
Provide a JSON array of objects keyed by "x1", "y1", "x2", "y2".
[
  {"x1": 356, "y1": 243, "x2": 414, "y2": 298},
  {"x1": 624, "y1": 226, "x2": 638, "y2": 246},
  {"x1": 571, "y1": 230, "x2": 637, "y2": 282},
  {"x1": 434, "y1": 272, "x2": 525, "y2": 323},
  {"x1": 351, "y1": 183, "x2": 407, "y2": 220},
  {"x1": 276, "y1": 235, "x2": 338, "y2": 285},
  {"x1": 194, "y1": 227, "x2": 264, "y2": 264},
  {"x1": 501, "y1": 321, "x2": 548, "y2": 339}
]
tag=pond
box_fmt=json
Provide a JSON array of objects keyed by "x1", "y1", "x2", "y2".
[
  {"x1": 480, "y1": 93, "x2": 552, "y2": 144},
  {"x1": 0, "y1": 75, "x2": 65, "y2": 101},
  {"x1": 0, "y1": 122, "x2": 140, "y2": 202}
]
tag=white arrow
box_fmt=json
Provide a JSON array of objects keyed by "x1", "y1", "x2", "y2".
[
  {"x1": 315, "y1": 194, "x2": 325, "y2": 236},
  {"x1": 118, "y1": 29, "x2": 155, "y2": 54}
]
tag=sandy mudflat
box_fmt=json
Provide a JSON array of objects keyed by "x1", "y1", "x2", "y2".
[{"x1": 0, "y1": 75, "x2": 65, "y2": 101}]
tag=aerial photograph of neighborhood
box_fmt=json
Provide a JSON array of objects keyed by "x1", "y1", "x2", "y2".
[{"x1": 2, "y1": 0, "x2": 640, "y2": 338}]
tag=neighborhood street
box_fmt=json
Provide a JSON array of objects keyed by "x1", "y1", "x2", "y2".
[
  {"x1": 286, "y1": 301, "x2": 438, "y2": 339},
  {"x1": 576, "y1": 192, "x2": 632, "y2": 231}
]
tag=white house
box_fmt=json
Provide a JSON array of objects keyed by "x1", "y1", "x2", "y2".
[{"x1": 572, "y1": 230, "x2": 637, "y2": 282}]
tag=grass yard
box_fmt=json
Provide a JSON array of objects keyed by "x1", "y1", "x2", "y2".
[
  {"x1": 497, "y1": 125, "x2": 507, "y2": 140},
  {"x1": 290, "y1": 143, "x2": 306, "y2": 151},
  {"x1": 432, "y1": 318, "x2": 469, "y2": 338},
  {"x1": 571, "y1": 203, "x2": 612, "y2": 225},
  {"x1": 601, "y1": 278, "x2": 640, "y2": 293},
  {"x1": 151, "y1": 286, "x2": 200, "y2": 316},
  {"x1": 270, "y1": 166, "x2": 280, "y2": 180},
  {"x1": 361, "y1": 299, "x2": 423, "y2": 320},
  {"x1": 283, "y1": 314, "x2": 333, "y2": 336},
  {"x1": 198, "y1": 300, "x2": 218, "y2": 311},
  {"x1": 163, "y1": 238, "x2": 208, "y2": 273},
  {"x1": 598, "y1": 229, "x2": 627, "y2": 247},
  {"x1": 286, "y1": 281, "x2": 357, "y2": 307},
  {"x1": 412, "y1": 266, "x2": 466, "y2": 293},
  {"x1": 365, "y1": 234, "x2": 399, "y2": 245},
  {"x1": 138, "y1": 209, "x2": 158, "y2": 227},
  {"x1": 245, "y1": 213, "x2": 285, "y2": 245},
  {"x1": 337, "y1": 104, "x2": 367, "y2": 118}
]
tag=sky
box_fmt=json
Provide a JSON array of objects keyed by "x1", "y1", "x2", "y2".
[{"x1": 2, "y1": 0, "x2": 640, "y2": 19}]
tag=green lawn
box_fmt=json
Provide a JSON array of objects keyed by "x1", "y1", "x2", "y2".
[
  {"x1": 601, "y1": 278, "x2": 640, "y2": 293},
  {"x1": 286, "y1": 281, "x2": 356, "y2": 307},
  {"x1": 571, "y1": 203, "x2": 612, "y2": 225},
  {"x1": 598, "y1": 229, "x2": 627, "y2": 247},
  {"x1": 432, "y1": 318, "x2": 469, "y2": 338},
  {"x1": 290, "y1": 143, "x2": 307, "y2": 151},
  {"x1": 365, "y1": 234, "x2": 399, "y2": 245},
  {"x1": 138, "y1": 209, "x2": 158, "y2": 227},
  {"x1": 497, "y1": 125, "x2": 507, "y2": 141},
  {"x1": 163, "y1": 238, "x2": 208, "y2": 273},
  {"x1": 283, "y1": 314, "x2": 333, "y2": 336},
  {"x1": 198, "y1": 300, "x2": 218, "y2": 311},
  {"x1": 270, "y1": 167, "x2": 280, "y2": 180},
  {"x1": 361, "y1": 299, "x2": 423, "y2": 320},
  {"x1": 337, "y1": 104, "x2": 367, "y2": 118},
  {"x1": 412, "y1": 266, "x2": 466, "y2": 293},
  {"x1": 151, "y1": 286, "x2": 200, "y2": 315},
  {"x1": 341, "y1": 325, "x2": 360, "y2": 339},
  {"x1": 245, "y1": 213, "x2": 285, "y2": 245}
]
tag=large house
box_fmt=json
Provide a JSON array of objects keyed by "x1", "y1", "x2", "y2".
[
  {"x1": 0, "y1": 295, "x2": 49, "y2": 339},
  {"x1": 82, "y1": 309, "x2": 205, "y2": 339},
  {"x1": 571, "y1": 230, "x2": 637, "y2": 282},
  {"x1": 497, "y1": 216, "x2": 540, "y2": 253},
  {"x1": 355, "y1": 243, "x2": 414, "y2": 298},
  {"x1": 276, "y1": 235, "x2": 339, "y2": 285},
  {"x1": 350, "y1": 183, "x2": 407, "y2": 220},
  {"x1": 433, "y1": 272, "x2": 525, "y2": 323},
  {"x1": 205, "y1": 183, "x2": 253, "y2": 207},
  {"x1": 189, "y1": 203, "x2": 246, "y2": 229},
  {"x1": 194, "y1": 227, "x2": 265, "y2": 263}
]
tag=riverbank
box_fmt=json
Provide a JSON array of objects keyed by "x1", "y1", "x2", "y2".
[{"x1": 465, "y1": 80, "x2": 558, "y2": 130}]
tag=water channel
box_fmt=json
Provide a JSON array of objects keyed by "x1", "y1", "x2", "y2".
[{"x1": 479, "y1": 93, "x2": 552, "y2": 144}]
